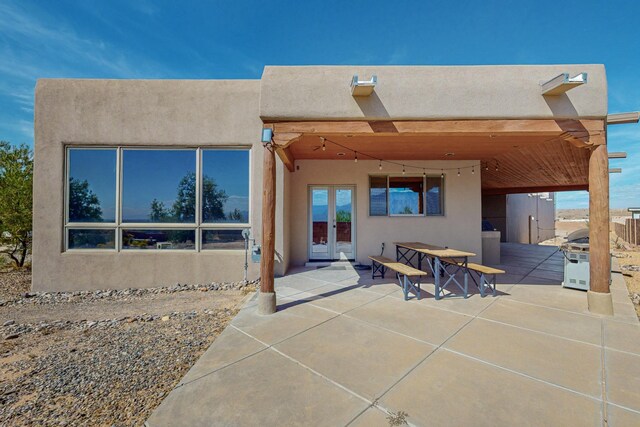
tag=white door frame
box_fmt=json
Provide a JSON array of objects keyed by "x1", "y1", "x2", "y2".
[{"x1": 308, "y1": 185, "x2": 356, "y2": 261}]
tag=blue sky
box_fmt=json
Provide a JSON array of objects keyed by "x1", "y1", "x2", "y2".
[{"x1": 1, "y1": 0, "x2": 639, "y2": 209}]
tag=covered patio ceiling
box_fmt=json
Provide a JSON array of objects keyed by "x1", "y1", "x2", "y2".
[{"x1": 269, "y1": 119, "x2": 604, "y2": 195}]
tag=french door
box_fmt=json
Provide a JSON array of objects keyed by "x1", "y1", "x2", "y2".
[{"x1": 309, "y1": 186, "x2": 356, "y2": 261}]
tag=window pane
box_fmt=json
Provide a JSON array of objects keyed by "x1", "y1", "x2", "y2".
[
  {"x1": 202, "y1": 150, "x2": 250, "y2": 223},
  {"x1": 202, "y1": 229, "x2": 245, "y2": 250},
  {"x1": 122, "y1": 229, "x2": 195, "y2": 250},
  {"x1": 389, "y1": 177, "x2": 424, "y2": 215},
  {"x1": 68, "y1": 229, "x2": 115, "y2": 249},
  {"x1": 426, "y1": 177, "x2": 443, "y2": 215},
  {"x1": 122, "y1": 150, "x2": 196, "y2": 223},
  {"x1": 68, "y1": 149, "x2": 116, "y2": 222},
  {"x1": 369, "y1": 176, "x2": 387, "y2": 216}
]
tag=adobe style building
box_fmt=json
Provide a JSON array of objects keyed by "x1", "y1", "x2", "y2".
[{"x1": 33, "y1": 65, "x2": 634, "y2": 316}]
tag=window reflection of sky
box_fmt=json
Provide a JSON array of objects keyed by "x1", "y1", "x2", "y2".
[
  {"x1": 69, "y1": 149, "x2": 117, "y2": 222},
  {"x1": 202, "y1": 150, "x2": 250, "y2": 219},
  {"x1": 122, "y1": 150, "x2": 196, "y2": 222}
]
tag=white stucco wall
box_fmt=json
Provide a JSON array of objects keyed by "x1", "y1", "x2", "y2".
[
  {"x1": 288, "y1": 160, "x2": 482, "y2": 267},
  {"x1": 506, "y1": 193, "x2": 556, "y2": 244}
]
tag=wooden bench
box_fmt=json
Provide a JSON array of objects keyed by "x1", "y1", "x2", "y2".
[
  {"x1": 369, "y1": 256, "x2": 427, "y2": 300},
  {"x1": 442, "y1": 260, "x2": 505, "y2": 297}
]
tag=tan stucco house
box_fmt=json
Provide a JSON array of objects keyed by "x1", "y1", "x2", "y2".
[{"x1": 34, "y1": 64, "x2": 629, "y2": 315}]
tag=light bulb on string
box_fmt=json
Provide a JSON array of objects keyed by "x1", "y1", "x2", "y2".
[
  {"x1": 423, "y1": 169, "x2": 426, "y2": 177},
  {"x1": 354, "y1": 152, "x2": 358, "y2": 163},
  {"x1": 472, "y1": 165, "x2": 475, "y2": 174},
  {"x1": 321, "y1": 137, "x2": 326, "y2": 151},
  {"x1": 378, "y1": 160, "x2": 382, "y2": 170},
  {"x1": 402, "y1": 165, "x2": 406, "y2": 175},
  {"x1": 457, "y1": 168, "x2": 461, "y2": 177},
  {"x1": 441, "y1": 169, "x2": 444, "y2": 179}
]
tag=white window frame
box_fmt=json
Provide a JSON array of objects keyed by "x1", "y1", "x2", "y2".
[{"x1": 64, "y1": 145, "x2": 252, "y2": 252}]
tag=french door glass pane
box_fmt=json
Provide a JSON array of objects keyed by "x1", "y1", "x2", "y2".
[
  {"x1": 311, "y1": 189, "x2": 329, "y2": 254},
  {"x1": 68, "y1": 149, "x2": 117, "y2": 222},
  {"x1": 335, "y1": 189, "x2": 352, "y2": 255},
  {"x1": 122, "y1": 150, "x2": 196, "y2": 223}
]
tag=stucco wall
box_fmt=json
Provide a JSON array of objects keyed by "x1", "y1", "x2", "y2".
[
  {"x1": 260, "y1": 65, "x2": 607, "y2": 121},
  {"x1": 33, "y1": 79, "x2": 276, "y2": 291},
  {"x1": 506, "y1": 193, "x2": 556, "y2": 244},
  {"x1": 288, "y1": 160, "x2": 482, "y2": 267}
]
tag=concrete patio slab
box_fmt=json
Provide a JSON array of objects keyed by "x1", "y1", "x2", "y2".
[
  {"x1": 274, "y1": 315, "x2": 435, "y2": 400},
  {"x1": 607, "y1": 404, "x2": 640, "y2": 427},
  {"x1": 604, "y1": 319, "x2": 640, "y2": 354},
  {"x1": 348, "y1": 407, "x2": 390, "y2": 426},
  {"x1": 232, "y1": 299, "x2": 337, "y2": 345},
  {"x1": 347, "y1": 295, "x2": 471, "y2": 346},
  {"x1": 381, "y1": 349, "x2": 602, "y2": 427},
  {"x1": 147, "y1": 349, "x2": 369, "y2": 427},
  {"x1": 148, "y1": 243, "x2": 640, "y2": 426},
  {"x1": 444, "y1": 318, "x2": 602, "y2": 397},
  {"x1": 479, "y1": 298, "x2": 603, "y2": 345},
  {"x1": 605, "y1": 349, "x2": 640, "y2": 412},
  {"x1": 177, "y1": 326, "x2": 267, "y2": 386}
]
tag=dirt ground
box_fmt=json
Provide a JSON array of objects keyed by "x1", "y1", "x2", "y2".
[{"x1": 0, "y1": 270, "x2": 253, "y2": 426}]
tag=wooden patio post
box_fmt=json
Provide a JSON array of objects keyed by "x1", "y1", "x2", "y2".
[
  {"x1": 258, "y1": 139, "x2": 277, "y2": 315},
  {"x1": 587, "y1": 138, "x2": 613, "y2": 315}
]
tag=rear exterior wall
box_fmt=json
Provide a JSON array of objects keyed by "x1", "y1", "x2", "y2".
[
  {"x1": 32, "y1": 79, "x2": 287, "y2": 291},
  {"x1": 288, "y1": 160, "x2": 482, "y2": 267}
]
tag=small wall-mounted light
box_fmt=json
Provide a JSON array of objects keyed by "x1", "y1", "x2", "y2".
[
  {"x1": 351, "y1": 74, "x2": 377, "y2": 96},
  {"x1": 261, "y1": 128, "x2": 273, "y2": 143}
]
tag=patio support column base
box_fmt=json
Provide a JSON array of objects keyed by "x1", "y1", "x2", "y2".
[
  {"x1": 587, "y1": 290, "x2": 614, "y2": 316},
  {"x1": 257, "y1": 292, "x2": 277, "y2": 315}
]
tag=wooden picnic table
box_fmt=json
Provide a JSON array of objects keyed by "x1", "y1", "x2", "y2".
[{"x1": 394, "y1": 242, "x2": 476, "y2": 299}]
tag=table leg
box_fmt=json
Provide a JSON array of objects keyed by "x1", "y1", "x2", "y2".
[
  {"x1": 434, "y1": 256, "x2": 441, "y2": 300},
  {"x1": 463, "y1": 257, "x2": 469, "y2": 298}
]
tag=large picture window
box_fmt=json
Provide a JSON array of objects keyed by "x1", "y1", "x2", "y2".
[
  {"x1": 368, "y1": 175, "x2": 444, "y2": 217},
  {"x1": 64, "y1": 147, "x2": 251, "y2": 251}
]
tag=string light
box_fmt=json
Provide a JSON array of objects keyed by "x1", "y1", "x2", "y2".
[
  {"x1": 315, "y1": 135, "x2": 483, "y2": 175},
  {"x1": 472, "y1": 165, "x2": 475, "y2": 174},
  {"x1": 495, "y1": 161, "x2": 499, "y2": 172}
]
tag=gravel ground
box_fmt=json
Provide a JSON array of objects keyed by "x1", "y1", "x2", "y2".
[{"x1": 0, "y1": 270, "x2": 255, "y2": 426}]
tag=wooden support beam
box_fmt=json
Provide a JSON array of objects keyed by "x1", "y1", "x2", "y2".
[
  {"x1": 270, "y1": 119, "x2": 604, "y2": 137},
  {"x1": 258, "y1": 143, "x2": 277, "y2": 315},
  {"x1": 607, "y1": 112, "x2": 640, "y2": 125},
  {"x1": 609, "y1": 168, "x2": 622, "y2": 174},
  {"x1": 608, "y1": 152, "x2": 627, "y2": 159},
  {"x1": 276, "y1": 146, "x2": 295, "y2": 172},
  {"x1": 481, "y1": 184, "x2": 588, "y2": 196},
  {"x1": 587, "y1": 143, "x2": 613, "y2": 315}
]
